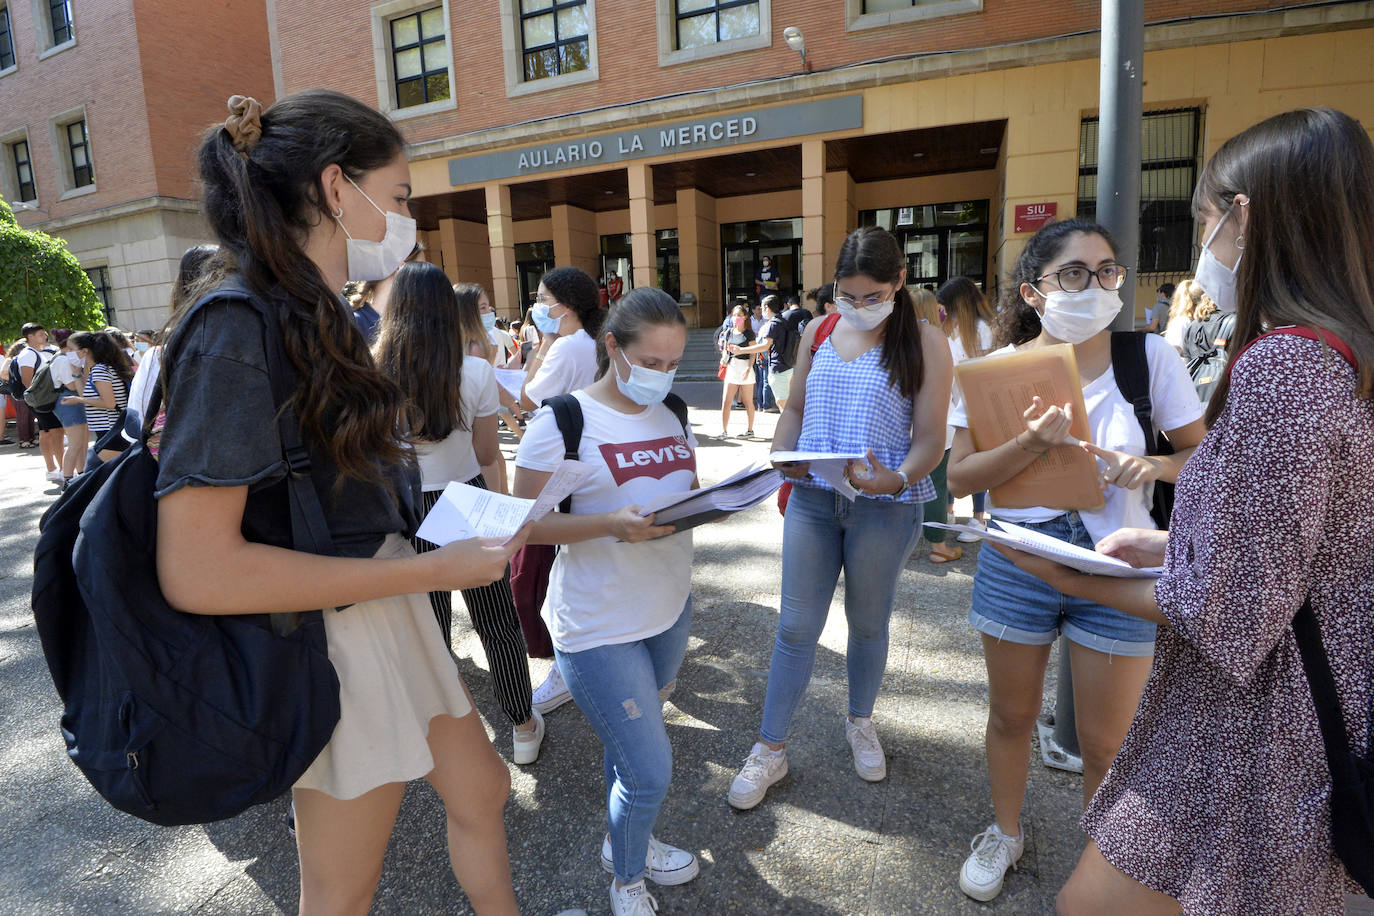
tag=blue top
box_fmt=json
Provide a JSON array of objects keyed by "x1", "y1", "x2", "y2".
[{"x1": 795, "y1": 338, "x2": 934, "y2": 504}]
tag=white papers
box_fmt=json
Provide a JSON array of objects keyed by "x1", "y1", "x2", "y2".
[
  {"x1": 492, "y1": 368, "x2": 527, "y2": 401},
  {"x1": 636, "y1": 461, "x2": 783, "y2": 532},
  {"x1": 926, "y1": 519, "x2": 1163, "y2": 579},
  {"x1": 415, "y1": 460, "x2": 595, "y2": 546},
  {"x1": 768, "y1": 450, "x2": 866, "y2": 501}
]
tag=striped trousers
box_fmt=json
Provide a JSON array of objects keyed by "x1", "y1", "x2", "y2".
[{"x1": 412, "y1": 476, "x2": 534, "y2": 726}]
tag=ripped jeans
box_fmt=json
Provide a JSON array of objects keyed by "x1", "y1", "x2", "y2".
[{"x1": 555, "y1": 597, "x2": 692, "y2": 884}]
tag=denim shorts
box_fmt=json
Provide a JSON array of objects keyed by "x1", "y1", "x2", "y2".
[
  {"x1": 53, "y1": 400, "x2": 86, "y2": 428},
  {"x1": 969, "y1": 512, "x2": 1156, "y2": 657}
]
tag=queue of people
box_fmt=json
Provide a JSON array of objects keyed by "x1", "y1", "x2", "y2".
[{"x1": 12, "y1": 88, "x2": 1372, "y2": 916}]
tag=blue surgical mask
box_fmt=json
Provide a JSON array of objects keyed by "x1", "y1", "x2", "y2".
[
  {"x1": 480, "y1": 311, "x2": 497, "y2": 332},
  {"x1": 530, "y1": 301, "x2": 564, "y2": 334},
  {"x1": 615, "y1": 347, "x2": 676, "y2": 406}
]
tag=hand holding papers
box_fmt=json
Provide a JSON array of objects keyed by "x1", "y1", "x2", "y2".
[
  {"x1": 636, "y1": 461, "x2": 783, "y2": 532},
  {"x1": 954, "y1": 344, "x2": 1103, "y2": 511},
  {"x1": 769, "y1": 450, "x2": 865, "y2": 501},
  {"x1": 925, "y1": 520, "x2": 1162, "y2": 578},
  {"x1": 416, "y1": 460, "x2": 595, "y2": 546}
]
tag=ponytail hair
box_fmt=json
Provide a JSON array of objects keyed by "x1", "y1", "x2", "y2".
[
  {"x1": 595, "y1": 287, "x2": 686, "y2": 379},
  {"x1": 833, "y1": 227, "x2": 924, "y2": 402},
  {"x1": 994, "y1": 217, "x2": 1118, "y2": 349},
  {"x1": 185, "y1": 89, "x2": 410, "y2": 486}
]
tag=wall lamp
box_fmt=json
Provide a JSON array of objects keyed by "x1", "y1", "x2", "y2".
[{"x1": 783, "y1": 26, "x2": 808, "y2": 71}]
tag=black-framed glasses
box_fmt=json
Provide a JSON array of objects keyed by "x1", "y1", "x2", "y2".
[{"x1": 1034, "y1": 263, "x2": 1129, "y2": 293}]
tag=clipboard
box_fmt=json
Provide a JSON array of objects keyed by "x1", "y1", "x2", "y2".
[{"x1": 955, "y1": 344, "x2": 1104, "y2": 511}]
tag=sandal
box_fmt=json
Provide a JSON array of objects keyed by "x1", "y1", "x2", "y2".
[
  {"x1": 18, "y1": 439, "x2": 36, "y2": 449},
  {"x1": 929, "y1": 543, "x2": 963, "y2": 564}
]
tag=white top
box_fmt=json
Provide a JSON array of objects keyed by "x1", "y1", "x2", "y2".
[
  {"x1": 946, "y1": 320, "x2": 994, "y2": 450},
  {"x1": 524, "y1": 328, "x2": 597, "y2": 405},
  {"x1": 414, "y1": 357, "x2": 501, "y2": 491},
  {"x1": 49, "y1": 351, "x2": 83, "y2": 390},
  {"x1": 488, "y1": 327, "x2": 515, "y2": 368},
  {"x1": 127, "y1": 346, "x2": 162, "y2": 425},
  {"x1": 949, "y1": 333, "x2": 1203, "y2": 543},
  {"x1": 14, "y1": 345, "x2": 56, "y2": 374},
  {"x1": 516, "y1": 390, "x2": 698, "y2": 653},
  {"x1": 1162, "y1": 314, "x2": 1186, "y2": 351}
]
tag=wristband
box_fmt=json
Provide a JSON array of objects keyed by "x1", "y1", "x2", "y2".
[{"x1": 892, "y1": 470, "x2": 910, "y2": 497}]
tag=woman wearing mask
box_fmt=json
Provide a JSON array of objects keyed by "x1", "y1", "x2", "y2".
[
  {"x1": 375, "y1": 263, "x2": 543, "y2": 766},
  {"x1": 153, "y1": 90, "x2": 522, "y2": 914},
  {"x1": 995, "y1": 107, "x2": 1374, "y2": 916},
  {"x1": 63, "y1": 331, "x2": 132, "y2": 472},
  {"x1": 718, "y1": 303, "x2": 757, "y2": 438},
  {"x1": 512, "y1": 266, "x2": 605, "y2": 717},
  {"x1": 456, "y1": 283, "x2": 525, "y2": 451},
  {"x1": 945, "y1": 218, "x2": 1206, "y2": 903},
  {"x1": 729, "y1": 227, "x2": 953, "y2": 809},
  {"x1": 48, "y1": 330, "x2": 89, "y2": 489},
  {"x1": 514, "y1": 287, "x2": 700, "y2": 916}
]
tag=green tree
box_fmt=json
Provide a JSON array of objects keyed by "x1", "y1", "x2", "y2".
[{"x1": 0, "y1": 199, "x2": 105, "y2": 340}]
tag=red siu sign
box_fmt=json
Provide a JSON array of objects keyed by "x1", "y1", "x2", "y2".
[{"x1": 1014, "y1": 202, "x2": 1058, "y2": 234}]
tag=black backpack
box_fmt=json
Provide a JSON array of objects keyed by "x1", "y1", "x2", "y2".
[
  {"x1": 1181, "y1": 311, "x2": 1235, "y2": 406},
  {"x1": 543, "y1": 392, "x2": 689, "y2": 513},
  {"x1": 1110, "y1": 332, "x2": 1174, "y2": 530},
  {"x1": 8, "y1": 345, "x2": 29, "y2": 398},
  {"x1": 31, "y1": 281, "x2": 342, "y2": 826}
]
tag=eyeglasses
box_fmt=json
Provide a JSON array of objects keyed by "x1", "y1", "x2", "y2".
[
  {"x1": 833, "y1": 289, "x2": 892, "y2": 308},
  {"x1": 535, "y1": 293, "x2": 558, "y2": 306},
  {"x1": 1034, "y1": 263, "x2": 1129, "y2": 293}
]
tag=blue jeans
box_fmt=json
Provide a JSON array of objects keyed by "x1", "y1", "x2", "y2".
[
  {"x1": 760, "y1": 485, "x2": 921, "y2": 743},
  {"x1": 755, "y1": 360, "x2": 776, "y2": 409},
  {"x1": 555, "y1": 597, "x2": 693, "y2": 884}
]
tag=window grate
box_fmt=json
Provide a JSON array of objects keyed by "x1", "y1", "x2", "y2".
[{"x1": 85, "y1": 266, "x2": 113, "y2": 323}]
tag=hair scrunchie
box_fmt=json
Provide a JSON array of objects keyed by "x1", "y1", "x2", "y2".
[{"x1": 224, "y1": 95, "x2": 263, "y2": 154}]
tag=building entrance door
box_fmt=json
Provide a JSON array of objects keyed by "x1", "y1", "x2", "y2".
[
  {"x1": 515, "y1": 240, "x2": 556, "y2": 316},
  {"x1": 720, "y1": 218, "x2": 803, "y2": 313},
  {"x1": 861, "y1": 201, "x2": 990, "y2": 290}
]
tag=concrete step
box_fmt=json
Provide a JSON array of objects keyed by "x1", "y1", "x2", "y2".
[{"x1": 678, "y1": 327, "x2": 724, "y2": 381}]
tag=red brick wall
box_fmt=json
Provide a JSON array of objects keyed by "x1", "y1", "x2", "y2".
[
  {"x1": 134, "y1": 0, "x2": 276, "y2": 201},
  {"x1": 274, "y1": 0, "x2": 1326, "y2": 145}
]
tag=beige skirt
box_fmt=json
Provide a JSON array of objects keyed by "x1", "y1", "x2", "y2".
[
  {"x1": 294, "y1": 533, "x2": 472, "y2": 801},
  {"x1": 724, "y1": 356, "x2": 755, "y2": 386}
]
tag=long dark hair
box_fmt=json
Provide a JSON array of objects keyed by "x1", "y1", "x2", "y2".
[
  {"x1": 541, "y1": 266, "x2": 605, "y2": 340},
  {"x1": 71, "y1": 331, "x2": 134, "y2": 384},
  {"x1": 182, "y1": 89, "x2": 410, "y2": 483},
  {"x1": 833, "y1": 227, "x2": 924, "y2": 401},
  {"x1": 595, "y1": 287, "x2": 686, "y2": 379},
  {"x1": 993, "y1": 218, "x2": 1118, "y2": 349},
  {"x1": 373, "y1": 262, "x2": 468, "y2": 442},
  {"x1": 937, "y1": 276, "x2": 994, "y2": 357},
  {"x1": 1193, "y1": 107, "x2": 1374, "y2": 426},
  {"x1": 453, "y1": 282, "x2": 495, "y2": 362}
]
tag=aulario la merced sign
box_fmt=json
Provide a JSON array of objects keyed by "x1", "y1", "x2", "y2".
[{"x1": 448, "y1": 95, "x2": 862, "y2": 187}]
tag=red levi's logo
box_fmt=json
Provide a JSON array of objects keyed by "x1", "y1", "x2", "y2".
[{"x1": 599, "y1": 436, "x2": 696, "y2": 485}]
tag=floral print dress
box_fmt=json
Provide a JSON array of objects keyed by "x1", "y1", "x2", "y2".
[{"x1": 1083, "y1": 334, "x2": 1373, "y2": 914}]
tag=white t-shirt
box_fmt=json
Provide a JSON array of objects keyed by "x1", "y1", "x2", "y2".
[
  {"x1": 524, "y1": 328, "x2": 597, "y2": 405},
  {"x1": 946, "y1": 320, "x2": 994, "y2": 449},
  {"x1": 49, "y1": 351, "x2": 83, "y2": 390},
  {"x1": 488, "y1": 327, "x2": 515, "y2": 368},
  {"x1": 1162, "y1": 314, "x2": 1186, "y2": 351},
  {"x1": 414, "y1": 357, "x2": 501, "y2": 490},
  {"x1": 516, "y1": 390, "x2": 698, "y2": 654},
  {"x1": 949, "y1": 333, "x2": 1203, "y2": 543},
  {"x1": 14, "y1": 344, "x2": 56, "y2": 377}
]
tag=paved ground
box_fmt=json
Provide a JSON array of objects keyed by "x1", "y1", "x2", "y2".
[{"x1": 0, "y1": 385, "x2": 1093, "y2": 915}]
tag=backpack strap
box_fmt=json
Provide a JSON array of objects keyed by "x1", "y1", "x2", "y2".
[
  {"x1": 1229, "y1": 326, "x2": 1357, "y2": 382},
  {"x1": 810, "y1": 313, "x2": 842, "y2": 356},
  {"x1": 1110, "y1": 331, "x2": 1161, "y2": 456},
  {"x1": 663, "y1": 392, "x2": 689, "y2": 436},
  {"x1": 1291, "y1": 599, "x2": 1363, "y2": 792},
  {"x1": 543, "y1": 393, "x2": 584, "y2": 514}
]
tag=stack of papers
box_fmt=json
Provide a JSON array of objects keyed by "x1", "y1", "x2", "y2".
[
  {"x1": 415, "y1": 460, "x2": 595, "y2": 546},
  {"x1": 769, "y1": 450, "x2": 866, "y2": 501},
  {"x1": 636, "y1": 462, "x2": 783, "y2": 533},
  {"x1": 925, "y1": 519, "x2": 1163, "y2": 578},
  {"x1": 492, "y1": 367, "x2": 527, "y2": 400}
]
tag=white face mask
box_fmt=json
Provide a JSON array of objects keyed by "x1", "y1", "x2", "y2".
[
  {"x1": 335, "y1": 175, "x2": 416, "y2": 283},
  {"x1": 1037, "y1": 288, "x2": 1121, "y2": 344},
  {"x1": 615, "y1": 347, "x2": 676, "y2": 406},
  {"x1": 836, "y1": 299, "x2": 894, "y2": 331},
  {"x1": 1194, "y1": 206, "x2": 1243, "y2": 315}
]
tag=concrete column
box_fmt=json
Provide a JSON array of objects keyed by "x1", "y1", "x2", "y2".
[
  {"x1": 485, "y1": 182, "x2": 520, "y2": 318},
  {"x1": 822, "y1": 168, "x2": 856, "y2": 288},
  {"x1": 552, "y1": 203, "x2": 600, "y2": 278},
  {"x1": 437, "y1": 219, "x2": 461, "y2": 282},
  {"x1": 677, "y1": 187, "x2": 719, "y2": 329},
  {"x1": 802, "y1": 140, "x2": 827, "y2": 294},
  {"x1": 453, "y1": 219, "x2": 494, "y2": 291},
  {"x1": 627, "y1": 163, "x2": 656, "y2": 291}
]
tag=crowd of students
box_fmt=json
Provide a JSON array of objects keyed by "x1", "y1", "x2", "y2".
[{"x1": 10, "y1": 87, "x2": 1372, "y2": 916}]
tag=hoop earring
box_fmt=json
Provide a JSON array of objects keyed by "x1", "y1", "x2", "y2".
[
  {"x1": 1234, "y1": 234, "x2": 1245, "y2": 251},
  {"x1": 332, "y1": 207, "x2": 343, "y2": 219}
]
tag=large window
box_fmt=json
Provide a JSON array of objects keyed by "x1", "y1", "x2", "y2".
[
  {"x1": 66, "y1": 118, "x2": 92, "y2": 187},
  {"x1": 85, "y1": 265, "x2": 113, "y2": 323},
  {"x1": 1078, "y1": 108, "x2": 1201, "y2": 277},
  {"x1": 48, "y1": 0, "x2": 71, "y2": 45},
  {"x1": 390, "y1": 7, "x2": 449, "y2": 109},
  {"x1": 1, "y1": 5, "x2": 15, "y2": 70},
  {"x1": 861, "y1": 200, "x2": 989, "y2": 290},
  {"x1": 12, "y1": 139, "x2": 34, "y2": 201},
  {"x1": 521, "y1": 0, "x2": 589, "y2": 81},
  {"x1": 675, "y1": 0, "x2": 759, "y2": 50}
]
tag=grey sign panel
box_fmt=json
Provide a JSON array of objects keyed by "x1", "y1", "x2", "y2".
[{"x1": 448, "y1": 95, "x2": 863, "y2": 187}]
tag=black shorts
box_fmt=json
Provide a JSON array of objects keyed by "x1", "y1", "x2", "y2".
[{"x1": 35, "y1": 409, "x2": 63, "y2": 432}]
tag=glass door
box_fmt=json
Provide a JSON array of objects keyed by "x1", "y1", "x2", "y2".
[
  {"x1": 515, "y1": 240, "x2": 556, "y2": 316},
  {"x1": 719, "y1": 218, "x2": 803, "y2": 320}
]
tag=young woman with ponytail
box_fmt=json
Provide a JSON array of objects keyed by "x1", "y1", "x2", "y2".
[
  {"x1": 728, "y1": 226, "x2": 954, "y2": 810},
  {"x1": 152, "y1": 90, "x2": 521, "y2": 915}
]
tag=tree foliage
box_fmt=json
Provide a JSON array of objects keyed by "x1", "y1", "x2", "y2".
[{"x1": 0, "y1": 199, "x2": 105, "y2": 341}]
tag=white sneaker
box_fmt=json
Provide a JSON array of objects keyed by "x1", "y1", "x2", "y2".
[
  {"x1": 512, "y1": 709, "x2": 544, "y2": 765},
  {"x1": 728, "y1": 742, "x2": 788, "y2": 810},
  {"x1": 609, "y1": 879, "x2": 659, "y2": 916},
  {"x1": 958, "y1": 824, "x2": 1025, "y2": 901},
  {"x1": 957, "y1": 518, "x2": 988, "y2": 543},
  {"x1": 601, "y1": 834, "x2": 700, "y2": 886},
  {"x1": 45, "y1": 469, "x2": 63, "y2": 484},
  {"x1": 532, "y1": 665, "x2": 573, "y2": 714},
  {"x1": 845, "y1": 716, "x2": 887, "y2": 781}
]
